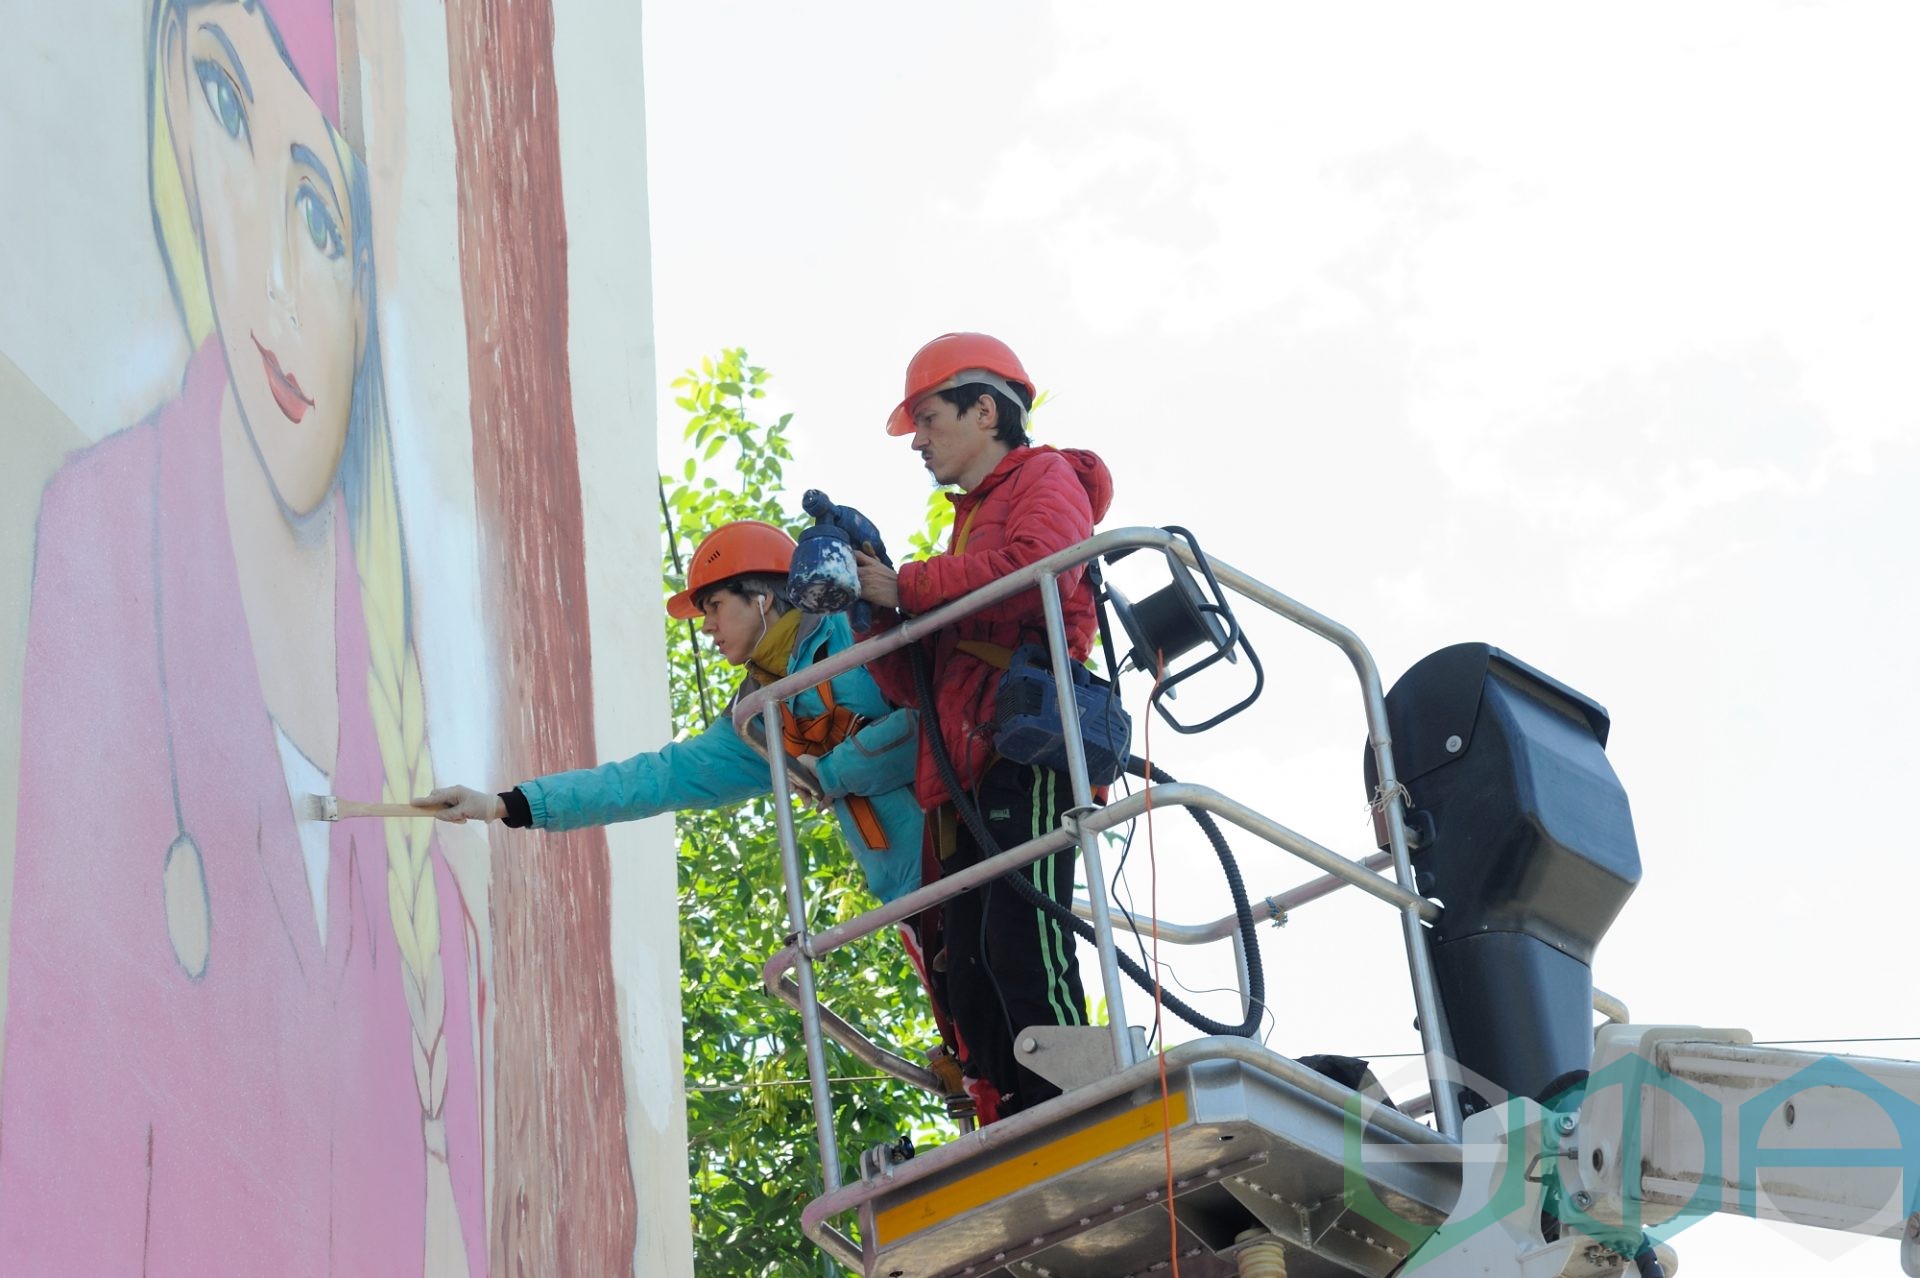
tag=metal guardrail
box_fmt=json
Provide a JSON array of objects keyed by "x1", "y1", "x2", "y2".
[
  {"x1": 1071, "y1": 859, "x2": 1631, "y2": 1028},
  {"x1": 734, "y1": 526, "x2": 1466, "y2": 1191},
  {"x1": 761, "y1": 785, "x2": 1436, "y2": 1077},
  {"x1": 1074, "y1": 850, "x2": 1400, "y2": 945}
]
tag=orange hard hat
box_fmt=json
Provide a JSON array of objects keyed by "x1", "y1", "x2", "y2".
[
  {"x1": 885, "y1": 332, "x2": 1035, "y2": 437},
  {"x1": 665, "y1": 520, "x2": 797, "y2": 619}
]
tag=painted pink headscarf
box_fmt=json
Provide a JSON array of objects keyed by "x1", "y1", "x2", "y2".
[{"x1": 258, "y1": 0, "x2": 339, "y2": 128}]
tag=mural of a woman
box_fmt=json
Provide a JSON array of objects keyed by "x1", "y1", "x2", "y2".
[{"x1": 0, "y1": 0, "x2": 486, "y2": 1272}]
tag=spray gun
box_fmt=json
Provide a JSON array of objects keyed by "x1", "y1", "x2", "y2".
[{"x1": 788, "y1": 489, "x2": 892, "y2": 631}]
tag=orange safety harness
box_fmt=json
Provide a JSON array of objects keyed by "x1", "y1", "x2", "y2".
[{"x1": 779, "y1": 678, "x2": 891, "y2": 851}]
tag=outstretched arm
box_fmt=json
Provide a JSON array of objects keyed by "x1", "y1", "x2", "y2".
[{"x1": 419, "y1": 712, "x2": 773, "y2": 833}]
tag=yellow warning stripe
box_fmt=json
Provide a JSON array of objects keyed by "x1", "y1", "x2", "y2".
[{"x1": 874, "y1": 1090, "x2": 1192, "y2": 1246}]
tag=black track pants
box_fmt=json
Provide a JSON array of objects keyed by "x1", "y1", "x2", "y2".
[{"x1": 941, "y1": 759, "x2": 1089, "y2": 1114}]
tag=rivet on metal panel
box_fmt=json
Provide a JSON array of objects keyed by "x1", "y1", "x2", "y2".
[
  {"x1": 1573, "y1": 1191, "x2": 1595, "y2": 1211},
  {"x1": 1556, "y1": 1112, "x2": 1577, "y2": 1136}
]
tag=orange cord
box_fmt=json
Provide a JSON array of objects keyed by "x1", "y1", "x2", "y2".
[{"x1": 1146, "y1": 649, "x2": 1180, "y2": 1276}]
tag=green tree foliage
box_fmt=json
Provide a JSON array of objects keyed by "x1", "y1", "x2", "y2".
[{"x1": 661, "y1": 350, "x2": 946, "y2": 1276}]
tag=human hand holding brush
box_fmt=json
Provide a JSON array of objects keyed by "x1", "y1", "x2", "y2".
[{"x1": 412, "y1": 785, "x2": 507, "y2": 823}]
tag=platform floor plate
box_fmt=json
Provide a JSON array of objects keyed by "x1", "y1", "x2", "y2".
[{"x1": 856, "y1": 1052, "x2": 1462, "y2": 1278}]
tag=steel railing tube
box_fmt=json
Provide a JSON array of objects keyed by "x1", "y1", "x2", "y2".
[
  {"x1": 762, "y1": 706, "x2": 843, "y2": 1188},
  {"x1": 1072, "y1": 850, "x2": 1399, "y2": 945},
  {"x1": 1358, "y1": 676, "x2": 1462, "y2": 1139},
  {"x1": 1038, "y1": 571, "x2": 1138, "y2": 1069},
  {"x1": 1231, "y1": 929, "x2": 1252, "y2": 1022},
  {"x1": 769, "y1": 976, "x2": 942, "y2": 1093},
  {"x1": 766, "y1": 825, "x2": 1081, "y2": 978}
]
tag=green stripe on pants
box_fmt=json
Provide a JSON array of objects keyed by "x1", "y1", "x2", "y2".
[{"x1": 1030, "y1": 765, "x2": 1069, "y2": 1025}]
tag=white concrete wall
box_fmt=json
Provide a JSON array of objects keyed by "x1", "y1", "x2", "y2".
[{"x1": 551, "y1": 1, "x2": 693, "y2": 1273}]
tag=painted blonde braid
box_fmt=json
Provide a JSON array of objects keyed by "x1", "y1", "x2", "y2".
[{"x1": 353, "y1": 411, "x2": 448, "y2": 1122}]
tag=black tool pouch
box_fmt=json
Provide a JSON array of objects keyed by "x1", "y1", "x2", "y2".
[{"x1": 990, "y1": 644, "x2": 1132, "y2": 786}]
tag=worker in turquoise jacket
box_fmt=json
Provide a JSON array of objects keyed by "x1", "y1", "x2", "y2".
[{"x1": 420, "y1": 519, "x2": 922, "y2": 905}]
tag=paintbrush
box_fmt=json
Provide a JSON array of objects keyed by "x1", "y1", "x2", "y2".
[{"x1": 298, "y1": 795, "x2": 446, "y2": 822}]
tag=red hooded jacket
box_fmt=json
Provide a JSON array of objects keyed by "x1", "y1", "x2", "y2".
[{"x1": 865, "y1": 445, "x2": 1115, "y2": 809}]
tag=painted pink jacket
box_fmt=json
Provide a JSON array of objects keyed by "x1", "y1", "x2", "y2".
[{"x1": 0, "y1": 342, "x2": 486, "y2": 1274}]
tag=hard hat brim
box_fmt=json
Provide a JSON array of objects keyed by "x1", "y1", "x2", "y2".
[{"x1": 665, "y1": 587, "x2": 701, "y2": 620}]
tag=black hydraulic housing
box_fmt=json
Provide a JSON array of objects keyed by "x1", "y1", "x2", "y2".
[{"x1": 1366, "y1": 643, "x2": 1641, "y2": 1115}]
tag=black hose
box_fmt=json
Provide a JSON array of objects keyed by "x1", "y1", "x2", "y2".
[
  {"x1": 910, "y1": 644, "x2": 1267, "y2": 1038},
  {"x1": 1633, "y1": 1237, "x2": 1667, "y2": 1278}
]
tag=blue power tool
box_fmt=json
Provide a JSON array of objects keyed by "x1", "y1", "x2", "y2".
[{"x1": 789, "y1": 490, "x2": 892, "y2": 630}]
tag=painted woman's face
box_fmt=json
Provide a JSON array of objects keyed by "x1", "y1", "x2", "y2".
[{"x1": 171, "y1": 1, "x2": 356, "y2": 518}]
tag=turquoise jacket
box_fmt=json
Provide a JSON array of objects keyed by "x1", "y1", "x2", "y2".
[{"x1": 518, "y1": 612, "x2": 924, "y2": 904}]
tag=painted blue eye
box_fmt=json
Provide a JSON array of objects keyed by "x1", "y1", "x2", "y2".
[
  {"x1": 193, "y1": 58, "x2": 248, "y2": 143},
  {"x1": 295, "y1": 185, "x2": 345, "y2": 261}
]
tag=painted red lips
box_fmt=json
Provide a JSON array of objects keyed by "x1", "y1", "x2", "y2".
[{"x1": 252, "y1": 333, "x2": 314, "y2": 424}]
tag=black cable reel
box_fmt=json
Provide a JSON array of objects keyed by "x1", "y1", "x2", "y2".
[{"x1": 1102, "y1": 526, "x2": 1264, "y2": 735}]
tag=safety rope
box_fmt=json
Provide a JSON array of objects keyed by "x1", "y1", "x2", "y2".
[{"x1": 1147, "y1": 649, "x2": 1180, "y2": 1276}]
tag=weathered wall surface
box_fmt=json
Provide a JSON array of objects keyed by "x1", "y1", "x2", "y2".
[{"x1": 0, "y1": 2, "x2": 688, "y2": 1273}]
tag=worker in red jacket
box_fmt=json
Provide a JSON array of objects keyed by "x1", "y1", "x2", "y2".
[{"x1": 855, "y1": 332, "x2": 1114, "y2": 1118}]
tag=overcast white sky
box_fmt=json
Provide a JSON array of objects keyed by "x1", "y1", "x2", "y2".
[{"x1": 642, "y1": 3, "x2": 1919, "y2": 1269}]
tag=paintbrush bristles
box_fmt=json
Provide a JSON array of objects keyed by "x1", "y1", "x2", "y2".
[{"x1": 294, "y1": 793, "x2": 340, "y2": 822}]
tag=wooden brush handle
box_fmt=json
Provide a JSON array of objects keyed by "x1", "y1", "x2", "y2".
[{"x1": 333, "y1": 799, "x2": 445, "y2": 819}]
